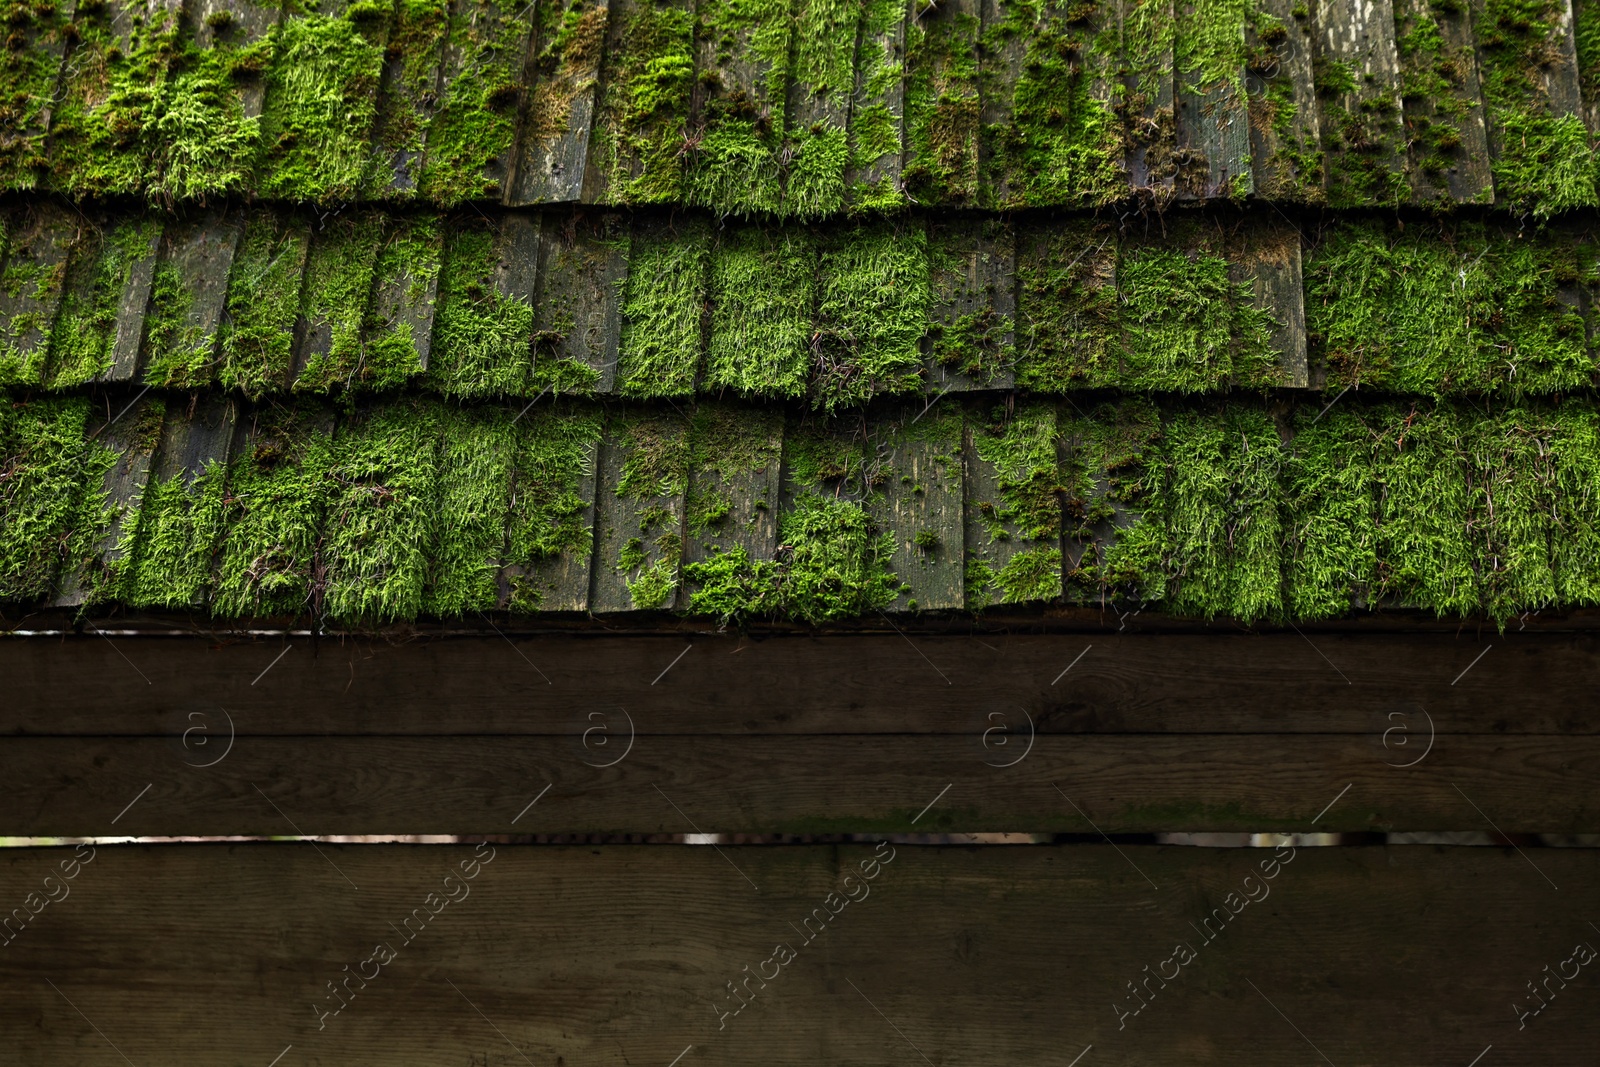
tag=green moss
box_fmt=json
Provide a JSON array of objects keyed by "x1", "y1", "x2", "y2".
[
  {"x1": 1304, "y1": 218, "x2": 1596, "y2": 395},
  {"x1": 46, "y1": 218, "x2": 162, "y2": 388},
  {"x1": 360, "y1": 215, "x2": 441, "y2": 390},
  {"x1": 1580, "y1": 0, "x2": 1600, "y2": 123},
  {"x1": 140, "y1": 260, "x2": 214, "y2": 389},
  {"x1": 782, "y1": 0, "x2": 856, "y2": 218},
  {"x1": 424, "y1": 405, "x2": 516, "y2": 616},
  {"x1": 504, "y1": 402, "x2": 601, "y2": 612},
  {"x1": 0, "y1": 395, "x2": 91, "y2": 600},
  {"x1": 364, "y1": 0, "x2": 450, "y2": 198},
  {"x1": 901, "y1": 0, "x2": 980, "y2": 205},
  {"x1": 610, "y1": 411, "x2": 689, "y2": 609},
  {"x1": 1176, "y1": 0, "x2": 1249, "y2": 97},
  {"x1": 1370, "y1": 402, "x2": 1477, "y2": 614},
  {"x1": 322, "y1": 399, "x2": 442, "y2": 621},
  {"x1": 589, "y1": 0, "x2": 695, "y2": 203},
  {"x1": 1062, "y1": 398, "x2": 1166, "y2": 604},
  {"x1": 0, "y1": 0, "x2": 69, "y2": 191},
  {"x1": 122, "y1": 457, "x2": 229, "y2": 610},
  {"x1": 255, "y1": 5, "x2": 387, "y2": 202},
  {"x1": 847, "y1": 0, "x2": 909, "y2": 210},
  {"x1": 1246, "y1": 18, "x2": 1325, "y2": 201},
  {"x1": 683, "y1": 0, "x2": 791, "y2": 215},
  {"x1": 1015, "y1": 219, "x2": 1119, "y2": 389},
  {"x1": 1545, "y1": 401, "x2": 1600, "y2": 606},
  {"x1": 1475, "y1": 0, "x2": 1599, "y2": 216},
  {"x1": 294, "y1": 213, "x2": 385, "y2": 394},
  {"x1": 683, "y1": 543, "x2": 779, "y2": 619},
  {"x1": 217, "y1": 212, "x2": 311, "y2": 399},
  {"x1": 0, "y1": 213, "x2": 69, "y2": 388},
  {"x1": 812, "y1": 222, "x2": 930, "y2": 411},
  {"x1": 420, "y1": 0, "x2": 532, "y2": 205},
  {"x1": 1395, "y1": 0, "x2": 1490, "y2": 204},
  {"x1": 1283, "y1": 408, "x2": 1378, "y2": 619},
  {"x1": 968, "y1": 402, "x2": 1062, "y2": 605},
  {"x1": 777, "y1": 491, "x2": 899, "y2": 623},
  {"x1": 211, "y1": 404, "x2": 335, "y2": 617},
  {"x1": 428, "y1": 222, "x2": 533, "y2": 397},
  {"x1": 704, "y1": 224, "x2": 814, "y2": 397},
  {"x1": 518, "y1": 0, "x2": 609, "y2": 190},
  {"x1": 617, "y1": 220, "x2": 708, "y2": 397}
]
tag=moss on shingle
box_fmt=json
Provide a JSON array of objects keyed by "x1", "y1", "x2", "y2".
[
  {"x1": 782, "y1": 0, "x2": 857, "y2": 218},
  {"x1": 360, "y1": 214, "x2": 441, "y2": 390},
  {"x1": 901, "y1": 0, "x2": 980, "y2": 206},
  {"x1": 0, "y1": 395, "x2": 92, "y2": 600},
  {"x1": 966, "y1": 402, "x2": 1062, "y2": 606},
  {"x1": 812, "y1": 222, "x2": 929, "y2": 411},
  {"x1": 504, "y1": 402, "x2": 601, "y2": 611},
  {"x1": 705, "y1": 223, "x2": 814, "y2": 397},
  {"x1": 684, "y1": 0, "x2": 792, "y2": 216},
  {"x1": 425, "y1": 404, "x2": 516, "y2": 616},
  {"x1": 0, "y1": 211, "x2": 70, "y2": 388},
  {"x1": 419, "y1": 0, "x2": 532, "y2": 205},
  {"x1": 140, "y1": 260, "x2": 210, "y2": 389},
  {"x1": 122, "y1": 459, "x2": 230, "y2": 610},
  {"x1": 211, "y1": 403, "x2": 335, "y2": 617},
  {"x1": 364, "y1": 0, "x2": 449, "y2": 198},
  {"x1": 217, "y1": 211, "x2": 312, "y2": 399},
  {"x1": 1062, "y1": 398, "x2": 1167, "y2": 606},
  {"x1": 293, "y1": 213, "x2": 385, "y2": 394},
  {"x1": 617, "y1": 219, "x2": 708, "y2": 397},
  {"x1": 429, "y1": 221, "x2": 533, "y2": 397},
  {"x1": 0, "y1": 0, "x2": 69, "y2": 191},
  {"x1": 1305, "y1": 218, "x2": 1596, "y2": 395},
  {"x1": 46, "y1": 218, "x2": 162, "y2": 388},
  {"x1": 610, "y1": 409, "x2": 689, "y2": 609},
  {"x1": 1015, "y1": 218, "x2": 1119, "y2": 390},
  {"x1": 588, "y1": 0, "x2": 695, "y2": 204},
  {"x1": 1283, "y1": 407, "x2": 1378, "y2": 620},
  {"x1": 1370, "y1": 402, "x2": 1476, "y2": 614},
  {"x1": 322, "y1": 398, "x2": 442, "y2": 620}
]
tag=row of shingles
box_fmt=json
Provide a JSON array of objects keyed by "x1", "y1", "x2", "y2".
[
  {"x1": 11, "y1": 389, "x2": 1600, "y2": 621},
  {"x1": 0, "y1": 201, "x2": 1318, "y2": 399},
  {"x1": 0, "y1": 201, "x2": 442, "y2": 395}
]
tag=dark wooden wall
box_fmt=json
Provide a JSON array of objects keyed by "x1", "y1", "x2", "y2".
[{"x1": 2, "y1": 631, "x2": 1596, "y2": 1063}]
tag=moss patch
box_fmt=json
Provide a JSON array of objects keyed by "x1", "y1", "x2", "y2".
[
  {"x1": 683, "y1": 0, "x2": 792, "y2": 216},
  {"x1": 1061, "y1": 397, "x2": 1167, "y2": 606},
  {"x1": 217, "y1": 211, "x2": 312, "y2": 399},
  {"x1": 1015, "y1": 217, "x2": 1119, "y2": 389},
  {"x1": 428, "y1": 221, "x2": 533, "y2": 397},
  {"x1": 782, "y1": 0, "x2": 857, "y2": 218},
  {"x1": 1283, "y1": 407, "x2": 1378, "y2": 619},
  {"x1": 504, "y1": 402, "x2": 601, "y2": 611},
  {"x1": 322, "y1": 398, "x2": 442, "y2": 621},
  {"x1": 705, "y1": 223, "x2": 814, "y2": 397},
  {"x1": 967, "y1": 402, "x2": 1062, "y2": 605},
  {"x1": 360, "y1": 214, "x2": 441, "y2": 390},
  {"x1": 424, "y1": 404, "x2": 516, "y2": 616},
  {"x1": 211, "y1": 403, "x2": 335, "y2": 617},
  {"x1": 0, "y1": 210, "x2": 70, "y2": 387},
  {"x1": 617, "y1": 219, "x2": 708, "y2": 397},
  {"x1": 812, "y1": 222, "x2": 930, "y2": 411},
  {"x1": 46, "y1": 217, "x2": 162, "y2": 388},
  {"x1": 294, "y1": 213, "x2": 385, "y2": 394},
  {"x1": 609, "y1": 409, "x2": 689, "y2": 609},
  {"x1": 1305, "y1": 218, "x2": 1596, "y2": 395},
  {"x1": 0, "y1": 395, "x2": 92, "y2": 600},
  {"x1": 0, "y1": 0, "x2": 69, "y2": 191},
  {"x1": 419, "y1": 0, "x2": 533, "y2": 205},
  {"x1": 122, "y1": 458, "x2": 230, "y2": 610},
  {"x1": 364, "y1": 0, "x2": 450, "y2": 198},
  {"x1": 588, "y1": 0, "x2": 696, "y2": 204},
  {"x1": 902, "y1": 0, "x2": 981, "y2": 206}
]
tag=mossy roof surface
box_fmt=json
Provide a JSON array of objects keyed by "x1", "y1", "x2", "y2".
[
  {"x1": 2, "y1": 0, "x2": 1598, "y2": 215},
  {"x1": 3, "y1": 0, "x2": 1599, "y2": 629}
]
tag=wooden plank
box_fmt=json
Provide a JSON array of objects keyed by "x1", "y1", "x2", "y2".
[
  {"x1": 784, "y1": 0, "x2": 859, "y2": 218},
  {"x1": 533, "y1": 208, "x2": 628, "y2": 395},
  {"x1": 497, "y1": 401, "x2": 602, "y2": 612},
  {"x1": 1, "y1": 846, "x2": 1598, "y2": 1064},
  {"x1": 0, "y1": 0, "x2": 70, "y2": 192},
  {"x1": 685, "y1": 0, "x2": 792, "y2": 215},
  {"x1": 48, "y1": 0, "x2": 183, "y2": 198},
  {"x1": 1225, "y1": 215, "x2": 1308, "y2": 388},
  {"x1": 139, "y1": 206, "x2": 246, "y2": 390},
  {"x1": 506, "y1": 0, "x2": 610, "y2": 205},
  {"x1": 964, "y1": 401, "x2": 1062, "y2": 608},
  {"x1": 590, "y1": 407, "x2": 690, "y2": 613},
  {"x1": 681, "y1": 401, "x2": 783, "y2": 617},
  {"x1": 925, "y1": 216, "x2": 1015, "y2": 392},
  {"x1": 292, "y1": 211, "x2": 386, "y2": 394},
  {"x1": 365, "y1": 213, "x2": 443, "y2": 381},
  {"x1": 8, "y1": 631, "x2": 1600, "y2": 736},
  {"x1": 1311, "y1": 0, "x2": 1409, "y2": 206},
  {"x1": 51, "y1": 395, "x2": 166, "y2": 608},
  {"x1": 119, "y1": 396, "x2": 237, "y2": 611},
  {"x1": 1394, "y1": 0, "x2": 1494, "y2": 204},
  {"x1": 867, "y1": 401, "x2": 965, "y2": 612},
  {"x1": 419, "y1": 0, "x2": 538, "y2": 204},
  {"x1": 0, "y1": 202, "x2": 73, "y2": 387},
  {"x1": 582, "y1": 0, "x2": 697, "y2": 204},
  {"x1": 1243, "y1": 0, "x2": 1324, "y2": 201},
  {"x1": 363, "y1": 0, "x2": 450, "y2": 199},
  {"x1": 847, "y1": 0, "x2": 909, "y2": 210},
  {"x1": 215, "y1": 208, "x2": 313, "y2": 399},
  {"x1": 7, "y1": 732, "x2": 1600, "y2": 833},
  {"x1": 1175, "y1": 0, "x2": 1253, "y2": 198},
  {"x1": 901, "y1": 0, "x2": 981, "y2": 206}
]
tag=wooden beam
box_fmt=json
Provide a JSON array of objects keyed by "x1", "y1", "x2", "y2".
[{"x1": 0, "y1": 845, "x2": 1594, "y2": 1063}]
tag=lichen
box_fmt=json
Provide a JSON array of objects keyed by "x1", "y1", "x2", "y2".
[
  {"x1": 217, "y1": 211, "x2": 311, "y2": 399},
  {"x1": 704, "y1": 223, "x2": 814, "y2": 396},
  {"x1": 617, "y1": 219, "x2": 708, "y2": 397},
  {"x1": 812, "y1": 222, "x2": 930, "y2": 411}
]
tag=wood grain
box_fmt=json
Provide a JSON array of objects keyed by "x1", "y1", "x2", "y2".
[{"x1": 0, "y1": 844, "x2": 1594, "y2": 1064}]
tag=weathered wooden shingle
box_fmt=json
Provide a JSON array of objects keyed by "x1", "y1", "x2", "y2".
[
  {"x1": 140, "y1": 206, "x2": 246, "y2": 390},
  {"x1": 507, "y1": 0, "x2": 611, "y2": 205},
  {"x1": 0, "y1": 202, "x2": 75, "y2": 387},
  {"x1": 591, "y1": 407, "x2": 689, "y2": 612}
]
